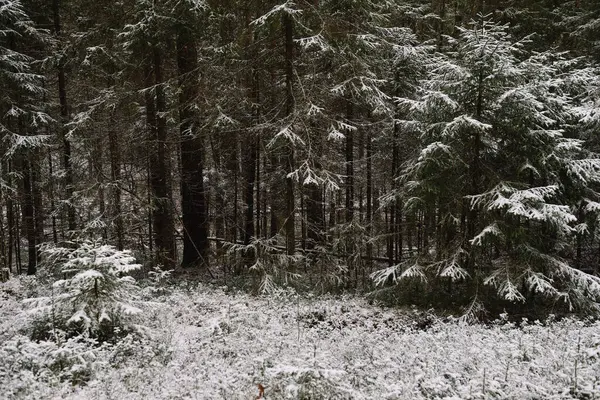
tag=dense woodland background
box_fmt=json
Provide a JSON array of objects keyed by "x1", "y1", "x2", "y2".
[{"x1": 2, "y1": 0, "x2": 600, "y2": 315}]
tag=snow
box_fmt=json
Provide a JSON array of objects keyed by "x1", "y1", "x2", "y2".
[{"x1": 1, "y1": 279, "x2": 600, "y2": 399}]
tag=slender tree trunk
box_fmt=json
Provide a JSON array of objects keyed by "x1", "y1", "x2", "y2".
[
  {"x1": 306, "y1": 182, "x2": 324, "y2": 249},
  {"x1": 52, "y1": 0, "x2": 75, "y2": 232},
  {"x1": 242, "y1": 134, "x2": 258, "y2": 245},
  {"x1": 108, "y1": 114, "x2": 123, "y2": 250},
  {"x1": 306, "y1": 122, "x2": 324, "y2": 248},
  {"x1": 0, "y1": 184, "x2": 6, "y2": 272},
  {"x1": 358, "y1": 130, "x2": 364, "y2": 223},
  {"x1": 146, "y1": 158, "x2": 153, "y2": 254},
  {"x1": 93, "y1": 139, "x2": 107, "y2": 240},
  {"x1": 467, "y1": 69, "x2": 485, "y2": 269},
  {"x1": 145, "y1": 52, "x2": 176, "y2": 269},
  {"x1": 14, "y1": 201, "x2": 21, "y2": 274},
  {"x1": 256, "y1": 135, "x2": 261, "y2": 238},
  {"x1": 241, "y1": 19, "x2": 259, "y2": 255},
  {"x1": 32, "y1": 150, "x2": 43, "y2": 263},
  {"x1": 19, "y1": 153, "x2": 37, "y2": 275},
  {"x1": 262, "y1": 154, "x2": 268, "y2": 239},
  {"x1": 345, "y1": 102, "x2": 355, "y2": 284},
  {"x1": 48, "y1": 152, "x2": 58, "y2": 243},
  {"x1": 283, "y1": 12, "x2": 296, "y2": 256},
  {"x1": 233, "y1": 152, "x2": 239, "y2": 244},
  {"x1": 366, "y1": 132, "x2": 373, "y2": 268},
  {"x1": 345, "y1": 102, "x2": 354, "y2": 223},
  {"x1": 387, "y1": 207, "x2": 394, "y2": 266},
  {"x1": 177, "y1": 29, "x2": 209, "y2": 268}
]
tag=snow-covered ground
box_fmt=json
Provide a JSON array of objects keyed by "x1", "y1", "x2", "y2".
[{"x1": 1, "y1": 278, "x2": 599, "y2": 399}]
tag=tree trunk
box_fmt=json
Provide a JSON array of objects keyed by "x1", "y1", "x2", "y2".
[
  {"x1": 177, "y1": 29, "x2": 209, "y2": 268},
  {"x1": 108, "y1": 115, "x2": 123, "y2": 250},
  {"x1": 283, "y1": 12, "x2": 296, "y2": 256},
  {"x1": 145, "y1": 51, "x2": 176, "y2": 269},
  {"x1": 242, "y1": 84, "x2": 259, "y2": 253},
  {"x1": 19, "y1": 153, "x2": 37, "y2": 275},
  {"x1": 32, "y1": 150, "x2": 43, "y2": 264},
  {"x1": 52, "y1": 0, "x2": 76, "y2": 232},
  {"x1": 366, "y1": 132, "x2": 373, "y2": 267},
  {"x1": 345, "y1": 102, "x2": 354, "y2": 223}
]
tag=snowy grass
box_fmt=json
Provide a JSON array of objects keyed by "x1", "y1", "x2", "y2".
[{"x1": 1, "y1": 277, "x2": 599, "y2": 399}]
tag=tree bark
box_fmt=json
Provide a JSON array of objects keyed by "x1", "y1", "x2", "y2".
[
  {"x1": 177, "y1": 29, "x2": 209, "y2": 268},
  {"x1": 366, "y1": 132, "x2": 373, "y2": 267},
  {"x1": 283, "y1": 12, "x2": 296, "y2": 256},
  {"x1": 145, "y1": 51, "x2": 176, "y2": 269},
  {"x1": 32, "y1": 150, "x2": 43, "y2": 263},
  {"x1": 52, "y1": 0, "x2": 76, "y2": 232},
  {"x1": 19, "y1": 153, "x2": 37, "y2": 275},
  {"x1": 345, "y1": 102, "x2": 354, "y2": 223},
  {"x1": 108, "y1": 115, "x2": 123, "y2": 250}
]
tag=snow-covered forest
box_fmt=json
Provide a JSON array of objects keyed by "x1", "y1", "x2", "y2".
[{"x1": 1, "y1": 0, "x2": 600, "y2": 398}]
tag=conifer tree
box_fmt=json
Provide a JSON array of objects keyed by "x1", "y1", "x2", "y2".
[
  {"x1": 374, "y1": 18, "x2": 600, "y2": 312},
  {"x1": 0, "y1": 0, "x2": 50, "y2": 274}
]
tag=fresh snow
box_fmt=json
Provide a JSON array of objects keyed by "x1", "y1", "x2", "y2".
[{"x1": 1, "y1": 279, "x2": 599, "y2": 399}]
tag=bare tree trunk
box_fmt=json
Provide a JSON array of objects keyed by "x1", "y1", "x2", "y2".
[
  {"x1": 345, "y1": 102, "x2": 354, "y2": 223},
  {"x1": 92, "y1": 138, "x2": 107, "y2": 240},
  {"x1": 108, "y1": 116, "x2": 123, "y2": 250},
  {"x1": 19, "y1": 152, "x2": 37, "y2": 275},
  {"x1": 306, "y1": 182, "x2": 324, "y2": 249},
  {"x1": 14, "y1": 201, "x2": 22, "y2": 274},
  {"x1": 242, "y1": 19, "x2": 259, "y2": 256},
  {"x1": 262, "y1": 154, "x2": 268, "y2": 239},
  {"x1": 256, "y1": 135, "x2": 261, "y2": 238},
  {"x1": 145, "y1": 52, "x2": 176, "y2": 269},
  {"x1": 48, "y1": 151, "x2": 58, "y2": 243},
  {"x1": 242, "y1": 94, "x2": 259, "y2": 252},
  {"x1": 146, "y1": 158, "x2": 153, "y2": 254},
  {"x1": 366, "y1": 132, "x2": 373, "y2": 268},
  {"x1": 0, "y1": 183, "x2": 6, "y2": 272},
  {"x1": 306, "y1": 122, "x2": 324, "y2": 248},
  {"x1": 283, "y1": 12, "x2": 296, "y2": 256},
  {"x1": 233, "y1": 151, "x2": 239, "y2": 244},
  {"x1": 32, "y1": 150, "x2": 43, "y2": 263},
  {"x1": 177, "y1": 28, "x2": 209, "y2": 268},
  {"x1": 52, "y1": 0, "x2": 76, "y2": 232}
]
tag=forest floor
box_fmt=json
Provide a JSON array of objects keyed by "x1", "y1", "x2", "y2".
[{"x1": 1, "y1": 277, "x2": 600, "y2": 400}]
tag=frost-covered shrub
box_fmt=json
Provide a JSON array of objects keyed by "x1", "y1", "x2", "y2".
[
  {"x1": 0, "y1": 334, "x2": 98, "y2": 387},
  {"x1": 267, "y1": 366, "x2": 353, "y2": 400},
  {"x1": 24, "y1": 241, "x2": 146, "y2": 342},
  {"x1": 141, "y1": 266, "x2": 173, "y2": 298},
  {"x1": 226, "y1": 236, "x2": 302, "y2": 293}
]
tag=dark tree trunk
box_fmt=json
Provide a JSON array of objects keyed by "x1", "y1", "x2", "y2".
[
  {"x1": 306, "y1": 121, "x2": 324, "y2": 248},
  {"x1": 243, "y1": 139, "x2": 257, "y2": 241},
  {"x1": 366, "y1": 132, "x2": 373, "y2": 267},
  {"x1": 108, "y1": 116, "x2": 123, "y2": 250},
  {"x1": 242, "y1": 27, "x2": 259, "y2": 252},
  {"x1": 177, "y1": 29, "x2": 209, "y2": 268},
  {"x1": 242, "y1": 134, "x2": 257, "y2": 250},
  {"x1": 0, "y1": 181, "x2": 6, "y2": 271},
  {"x1": 283, "y1": 12, "x2": 296, "y2": 256},
  {"x1": 306, "y1": 183, "x2": 324, "y2": 249},
  {"x1": 48, "y1": 151, "x2": 58, "y2": 243},
  {"x1": 145, "y1": 51, "x2": 176, "y2": 269},
  {"x1": 93, "y1": 139, "x2": 107, "y2": 240},
  {"x1": 52, "y1": 0, "x2": 75, "y2": 232},
  {"x1": 32, "y1": 150, "x2": 43, "y2": 264},
  {"x1": 14, "y1": 201, "x2": 22, "y2": 274},
  {"x1": 19, "y1": 153, "x2": 37, "y2": 275},
  {"x1": 256, "y1": 135, "x2": 261, "y2": 238},
  {"x1": 345, "y1": 102, "x2": 354, "y2": 223}
]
